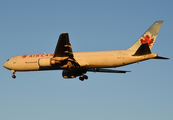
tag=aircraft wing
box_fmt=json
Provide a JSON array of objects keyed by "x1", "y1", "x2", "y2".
[
  {"x1": 53, "y1": 33, "x2": 73, "y2": 58},
  {"x1": 52, "y1": 33, "x2": 80, "y2": 68},
  {"x1": 87, "y1": 68, "x2": 131, "y2": 73}
]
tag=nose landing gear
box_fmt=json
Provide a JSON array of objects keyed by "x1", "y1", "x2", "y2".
[
  {"x1": 11, "y1": 70, "x2": 16, "y2": 79},
  {"x1": 12, "y1": 75, "x2": 16, "y2": 79}
]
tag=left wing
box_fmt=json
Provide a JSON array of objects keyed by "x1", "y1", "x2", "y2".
[
  {"x1": 53, "y1": 33, "x2": 73, "y2": 58},
  {"x1": 87, "y1": 68, "x2": 131, "y2": 73},
  {"x1": 52, "y1": 33, "x2": 80, "y2": 69}
]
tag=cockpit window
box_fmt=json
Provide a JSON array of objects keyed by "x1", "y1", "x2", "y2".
[{"x1": 7, "y1": 59, "x2": 9, "y2": 61}]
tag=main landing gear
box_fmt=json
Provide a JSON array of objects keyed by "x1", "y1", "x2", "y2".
[
  {"x1": 11, "y1": 70, "x2": 16, "y2": 79},
  {"x1": 79, "y1": 75, "x2": 88, "y2": 81}
]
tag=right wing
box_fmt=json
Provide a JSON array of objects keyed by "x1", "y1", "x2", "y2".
[{"x1": 87, "y1": 68, "x2": 131, "y2": 73}]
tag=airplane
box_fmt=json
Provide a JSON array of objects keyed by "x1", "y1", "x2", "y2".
[{"x1": 3, "y1": 21, "x2": 169, "y2": 81}]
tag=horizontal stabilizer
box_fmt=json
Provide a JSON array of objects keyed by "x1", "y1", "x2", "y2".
[
  {"x1": 152, "y1": 56, "x2": 169, "y2": 59},
  {"x1": 133, "y1": 43, "x2": 151, "y2": 56},
  {"x1": 87, "y1": 68, "x2": 131, "y2": 73}
]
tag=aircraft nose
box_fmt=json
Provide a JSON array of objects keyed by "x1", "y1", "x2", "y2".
[{"x1": 3, "y1": 61, "x2": 8, "y2": 69}]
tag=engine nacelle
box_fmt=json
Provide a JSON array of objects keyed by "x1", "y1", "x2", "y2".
[
  {"x1": 38, "y1": 58, "x2": 52, "y2": 67},
  {"x1": 38, "y1": 58, "x2": 61, "y2": 67}
]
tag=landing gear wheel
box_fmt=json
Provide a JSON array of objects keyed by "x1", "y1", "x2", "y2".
[
  {"x1": 79, "y1": 76, "x2": 84, "y2": 81},
  {"x1": 12, "y1": 75, "x2": 16, "y2": 79},
  {"x1": 79, "y1": 75, "x2": 88, "y2": 81},
  {"x1": 83, "y1": 75, "x2": 88, "y2": 80},
  {"x1": 11, "y1": 70, "x2": 16, "y2": 79}
]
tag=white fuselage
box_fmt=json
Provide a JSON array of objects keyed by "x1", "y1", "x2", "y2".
[{"x1": 3, "y1": 50, "x2": 157, "y2": 71}]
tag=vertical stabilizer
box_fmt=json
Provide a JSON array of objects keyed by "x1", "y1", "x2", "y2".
[{"x1": 128, "y1": 21, "x2": 163, "y2": 50}]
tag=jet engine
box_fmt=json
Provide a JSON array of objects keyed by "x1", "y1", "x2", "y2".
[{"x1": 38, "y1": 58, "x2": 61, "y2": 67}]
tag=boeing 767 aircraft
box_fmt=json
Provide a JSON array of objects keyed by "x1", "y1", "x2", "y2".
[{"x1": 3, "y1": 21, "x2": 169, "y2": 81}]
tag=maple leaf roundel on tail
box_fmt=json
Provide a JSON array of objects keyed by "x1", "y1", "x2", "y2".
[{"x1": 140, "y1": 35, "x2": 154, "y2": 46}]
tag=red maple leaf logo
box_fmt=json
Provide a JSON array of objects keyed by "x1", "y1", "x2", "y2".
[
  {"x1": 140, "y1": 35, "x2": 154, "y2": 46},
  {"x1": 22, "y1": 55, "x2": 27, "y2": 58}
]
